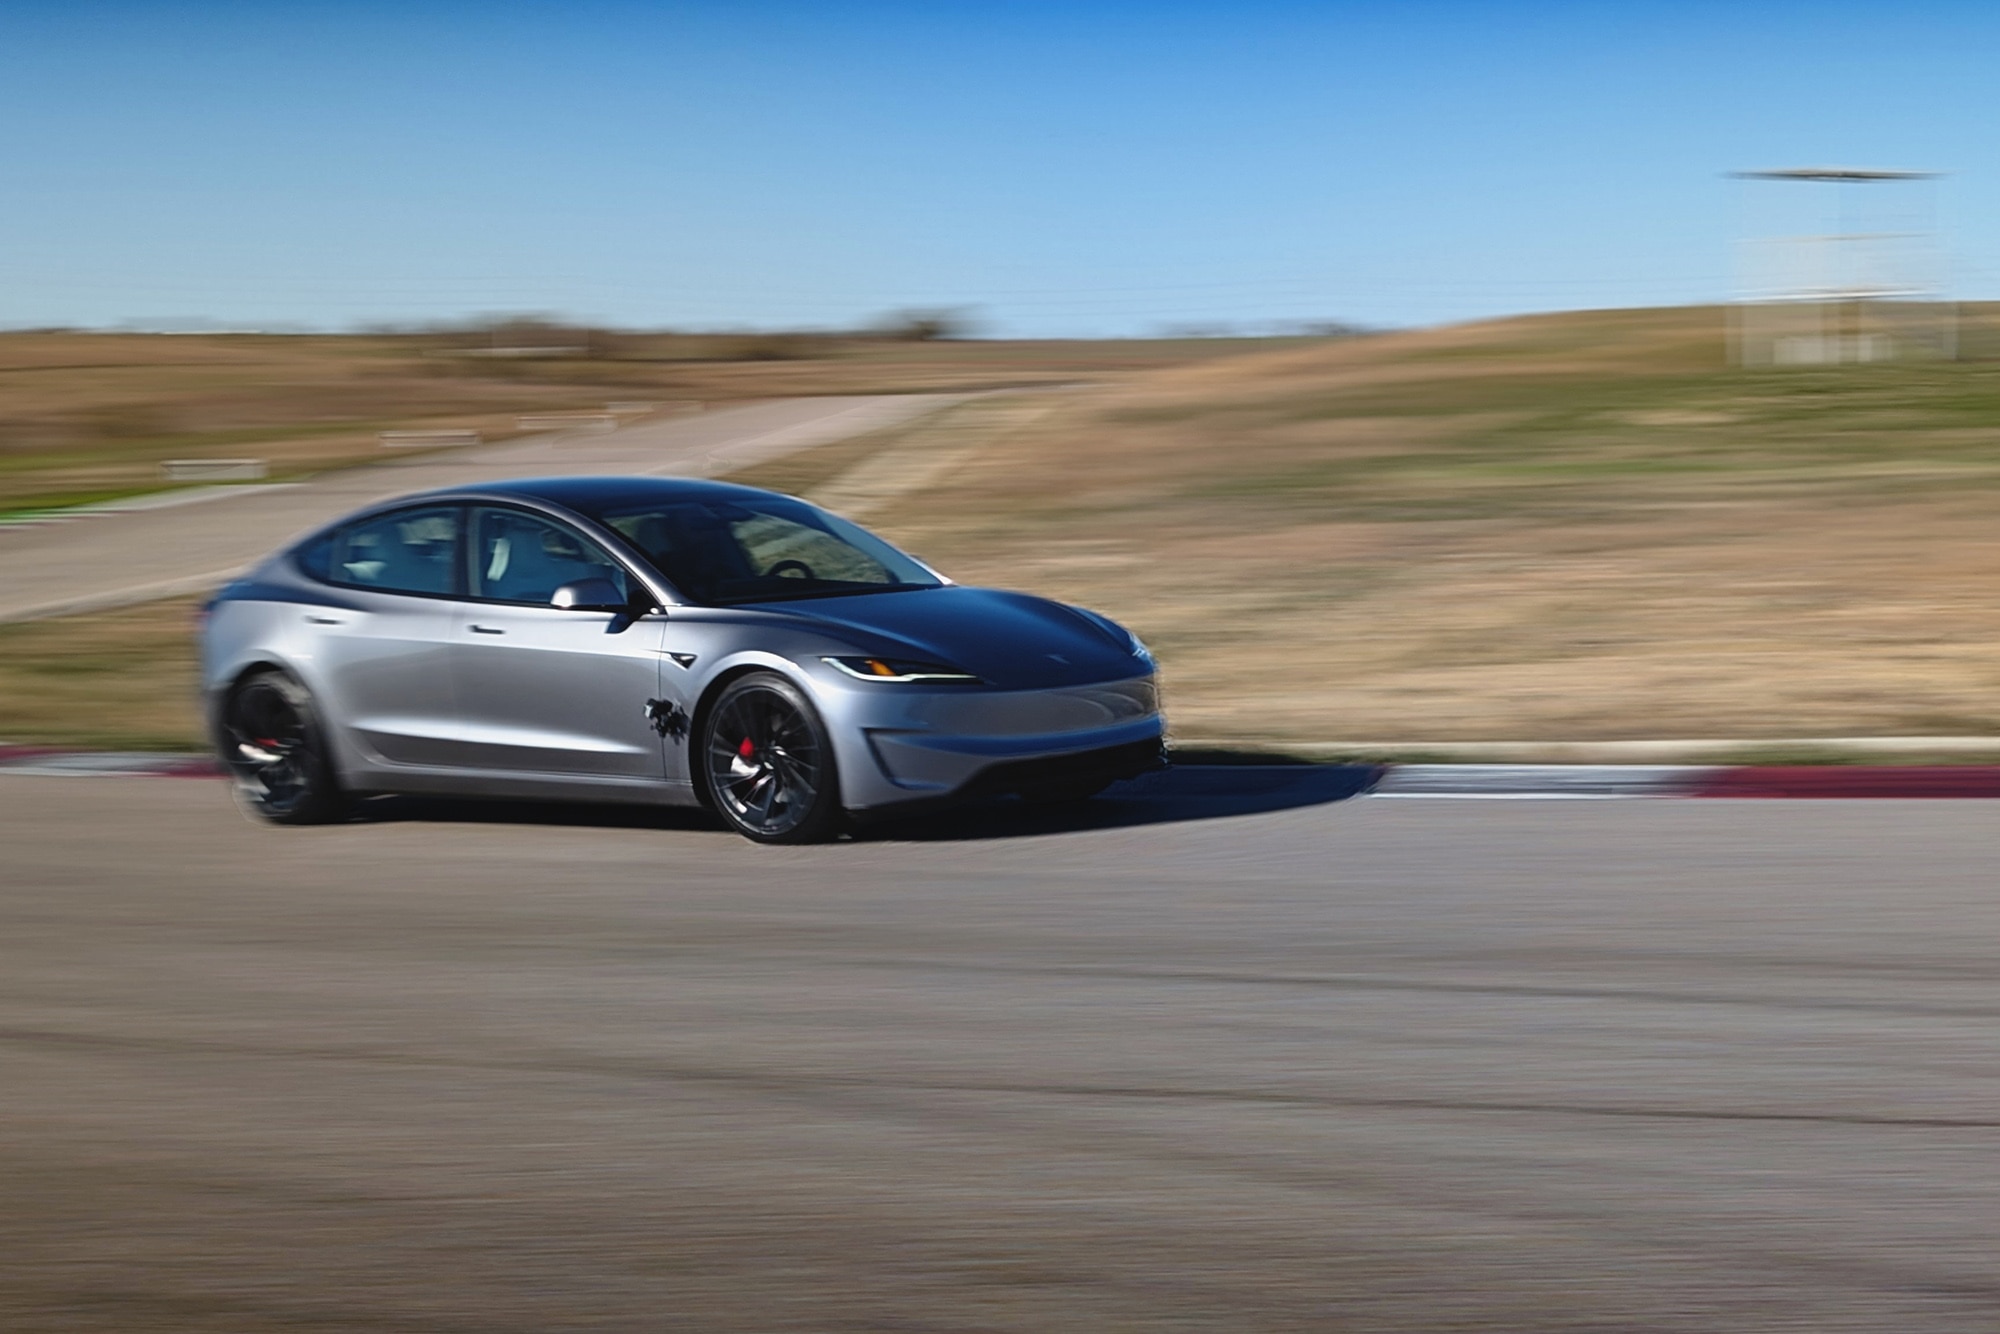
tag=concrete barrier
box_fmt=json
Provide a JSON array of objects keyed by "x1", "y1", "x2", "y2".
[
  {"x1": 380, "y1": 429, "x2": 481, "y2": 449},
  {"x1": 517, "y1": 413, "x2": 617, "y2": 433},
  {"x1": 160, "y1": 459, "x2": 266, "y2": 481}
]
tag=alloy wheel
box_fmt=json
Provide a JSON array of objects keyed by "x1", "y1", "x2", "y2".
[
  {"x1": 704, "y1": 682, "x2": 831, "y2": 841},
  {"x1": 222, "y1": 674, "x2": 337, "y2": 822}
]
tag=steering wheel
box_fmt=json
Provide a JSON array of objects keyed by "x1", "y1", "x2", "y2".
[{"x1": 768, "y1": 559, "x2": 815, "y2": 580}]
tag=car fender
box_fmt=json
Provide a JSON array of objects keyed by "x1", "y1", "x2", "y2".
[
  {"x1": 201, "y1": 596, "x2": 371, "y2": 781},
  {"x1": 677, "y1": 645, "x2": 866, "y2": 806}
]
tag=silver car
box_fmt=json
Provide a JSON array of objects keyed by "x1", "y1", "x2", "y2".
[{"x1": 200, "y1": 477, "x2": 1164, "y2": 842}]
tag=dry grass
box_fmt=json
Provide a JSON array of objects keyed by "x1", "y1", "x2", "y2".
[
  {"x1": 809, "y1": 304, "x2": 2000, "y2": 743},
  {"x1": 0, "y1": 330, "x2": 1272, "y2": 513},
  {"x1": 0, "y1": 597, "x2": 205, "y2": 749}
]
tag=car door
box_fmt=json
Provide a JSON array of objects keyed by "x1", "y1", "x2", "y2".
[
  {"x1": 447, "y1": 505, "x2": 670, "y2": 781},
  {"x1": 301, "y1": 503, "x2": 467, "y2": 768}
]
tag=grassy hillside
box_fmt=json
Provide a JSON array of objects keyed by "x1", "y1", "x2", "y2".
[
  {"x1": 0, "y1": 329, "x2": 1278, "y2": 514},
  {"x1": 739, "y1": 304, "x2": 2000, "y2": 745},
  {"x1": 16, "y1": 304, "x2": 2000, "y2": 752}
]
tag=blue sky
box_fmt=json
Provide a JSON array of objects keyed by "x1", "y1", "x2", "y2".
[{"x1": 2, "y1": 1, "x2": 1994, "y2": 335}]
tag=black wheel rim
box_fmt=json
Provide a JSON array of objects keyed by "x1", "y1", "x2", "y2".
[
  {"x1": 224, "y1": 681, "x2": 315, "y2": 816},
  {"x1": 707, "y1": 689, "x2": 822, "y2": 837}
]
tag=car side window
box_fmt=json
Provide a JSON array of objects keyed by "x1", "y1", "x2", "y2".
[
  {"x1": 324, "y1": 506, "x2": 461, "y2": 596},
  {"x1": 470, "y1": 507, "x2": 630, "y2": 605}
]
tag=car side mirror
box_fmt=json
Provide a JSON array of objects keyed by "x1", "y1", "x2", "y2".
[{"x1": 550, "y1": 578, "x2": 629, "y2": 612}]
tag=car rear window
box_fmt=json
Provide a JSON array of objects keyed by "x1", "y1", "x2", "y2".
[{"x1": 311, "y1": 506, "x2": 462, "y2": 596}]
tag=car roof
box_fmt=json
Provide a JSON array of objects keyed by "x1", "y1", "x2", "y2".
[{"x1": 438, "y1": 476, "x2": 787, "y2": 510}]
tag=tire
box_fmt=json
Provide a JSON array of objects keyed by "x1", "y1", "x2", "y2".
[
  {"x1": 218, "y1": 670, "x2": 346, "y2": 825},
  {"x1": 699, "y1": 672, "x2": 844, "y2": 844}
]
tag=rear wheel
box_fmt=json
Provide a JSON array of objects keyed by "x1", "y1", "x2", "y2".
[
  {"x1": 219, "y1": 671, "x2": 345, "y2": 825},
  {"x1": 700, "y1": 673, "x2": 843, "y2": 844}
]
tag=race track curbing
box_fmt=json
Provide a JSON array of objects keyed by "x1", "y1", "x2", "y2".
[{"x1": 10, "y1": 747, "x2": 2000, "y2": 796}]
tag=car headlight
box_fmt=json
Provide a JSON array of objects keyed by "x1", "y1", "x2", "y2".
[
  {"x1": 1069, "y1": 606, "x2": 1154, "y2": 668},
  {"x1": 821, "y1": 656, "x2": 982, "y2": 684}
]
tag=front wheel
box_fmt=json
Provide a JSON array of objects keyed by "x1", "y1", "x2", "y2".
[
  {"x1": 218, "y1": 670, "x2": 346, "y2": 825},
  {"x1": 700, "y1": 673, "x2": 844, "y2": 844}
]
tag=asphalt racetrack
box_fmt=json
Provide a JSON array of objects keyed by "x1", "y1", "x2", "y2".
[{"x1": 6, "y1": 773, "x2": 2000, "y2": 1331}]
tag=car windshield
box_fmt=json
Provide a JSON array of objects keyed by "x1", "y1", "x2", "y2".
[{"x1": 583, "y1": 494, "x2": 943, "y2": 605}]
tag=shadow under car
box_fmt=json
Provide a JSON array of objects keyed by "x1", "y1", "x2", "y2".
[{"x1": 341, "y1": 762, "x2": 1383, "y2": 841}]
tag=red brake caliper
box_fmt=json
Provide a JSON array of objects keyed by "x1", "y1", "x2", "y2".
[{"x1": 738, "y1": 737, "x2": 756, "y2": 759}]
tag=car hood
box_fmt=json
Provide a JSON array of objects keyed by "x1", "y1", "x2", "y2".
[{"x1": 751, "y1": 585, "x2": 1146, "y2": 690}]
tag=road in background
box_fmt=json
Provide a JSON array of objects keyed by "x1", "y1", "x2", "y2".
[
  {"x1": 0, "y1": 394, "x2": 950, "y2": 622},
  {"x1": 5, "y1": 779, "x2": 2000, "y2": 1331}
]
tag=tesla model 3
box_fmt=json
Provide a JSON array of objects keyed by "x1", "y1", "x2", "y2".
[{"x1": 200, "y1": 477, "x2": 1164, "y2": 842}]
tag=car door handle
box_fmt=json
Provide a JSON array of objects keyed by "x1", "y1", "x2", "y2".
[
  {"x1": 468, "y1": 624, "x2": 506, "y2": 635},
  {"x1": 305, "y1": 615, "x2": 345, "y2": 625}
]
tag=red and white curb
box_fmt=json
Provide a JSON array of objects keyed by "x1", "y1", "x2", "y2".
[
  {"x1": 1371, "y1": 763, "x2": 2000, "y2": 799},
  {"x1": 9, "y1": 748, "x2": 2000, "y2": 797},
  {"x1": 0, "y1": 747, "x2": 219, "y2": 778},
  {"x1": 1373, "y1": 764, "x2": 1705, "y2": 798}
]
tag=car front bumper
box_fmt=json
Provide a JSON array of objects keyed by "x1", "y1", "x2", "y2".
[{"x1": 823, "y1": 672, "x2": 1164, "y2": 811}]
